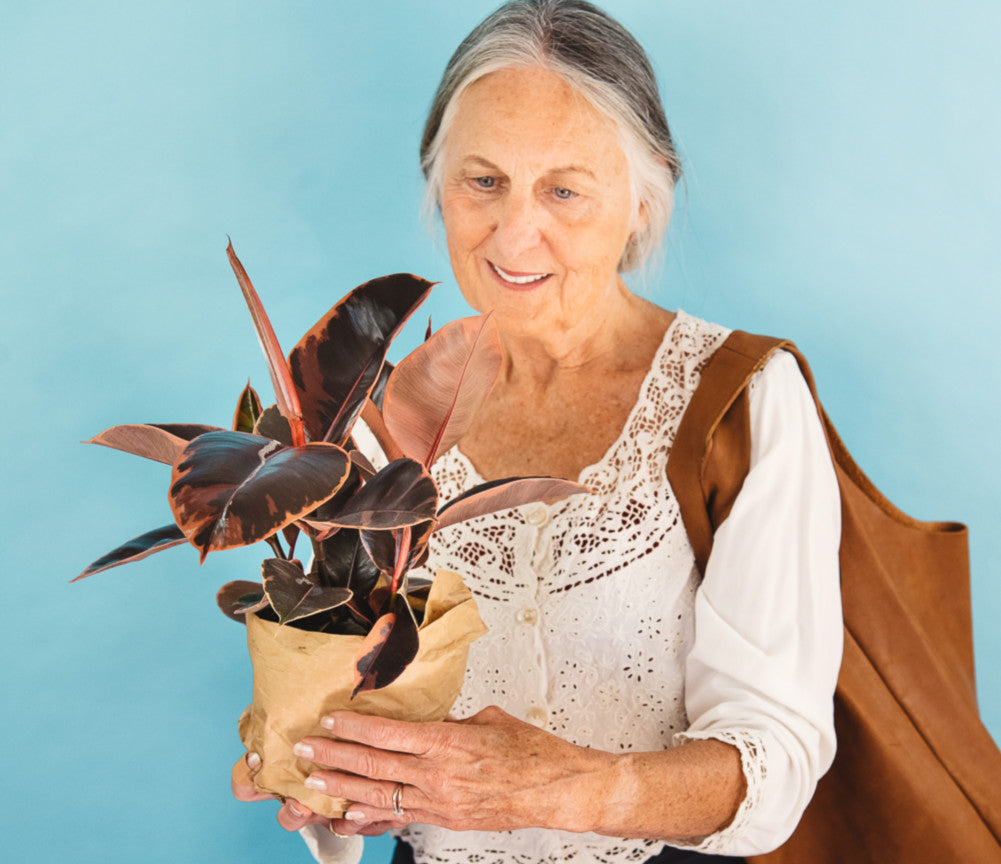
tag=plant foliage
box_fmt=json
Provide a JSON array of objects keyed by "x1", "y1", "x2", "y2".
[{"x1": 76, "y1": 243, "x2": 588, "y2": 693}]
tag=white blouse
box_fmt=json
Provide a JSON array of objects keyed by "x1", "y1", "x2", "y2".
[{"x1": 302, "y1": 310, "x2": 843, "y2": 864}]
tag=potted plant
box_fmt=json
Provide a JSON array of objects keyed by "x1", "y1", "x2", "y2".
[{"x1": 75, "y1": 242, "x2": 587, "y2": 816}]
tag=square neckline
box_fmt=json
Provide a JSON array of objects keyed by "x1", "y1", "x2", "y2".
[{"x1": 450, "y1": 309, "x2": 691, "y2": 490}]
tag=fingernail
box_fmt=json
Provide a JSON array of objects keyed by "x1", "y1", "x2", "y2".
[
  {"x1": 344, "y1": 811, "x2": 366, "y2": 822},
  {"x1": 293, "y1": 742, "x2": 314, "y2": 759},
  {"x1": 304, "y1": 775, "x2": 326, "y2": 791},
  {"x1": 287, "y1": 802, "x2": 304, "y2": 818},
  {"x1": 320, "y1": 716, "x2": 335, "y2": 730},
  {"x1": 246, "y1": 752, "x2": 261, "y2": 769}
]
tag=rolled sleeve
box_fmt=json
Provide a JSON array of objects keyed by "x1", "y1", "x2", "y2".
[{"x1": 674, "y1": 350, "x2": 843, "y2": 855}]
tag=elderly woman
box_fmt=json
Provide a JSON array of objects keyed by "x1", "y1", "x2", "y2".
[{"x1": 234, "y1": 2, "x2": 842, "y2": 862}]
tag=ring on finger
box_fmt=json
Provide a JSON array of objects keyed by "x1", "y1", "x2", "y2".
[{"x1": 392, "y1": 783, "x2": 405, "y2": 817}]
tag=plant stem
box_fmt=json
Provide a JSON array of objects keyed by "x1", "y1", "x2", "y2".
[
  {"x1": 390, "y1": 525, "x2": 412, "y2": 595},
  {"x1": 266, "y1": 534, "x2": 287, "y2": 560},
  {"x1": 285, "y1": 526, "x2": 299, "y2": 559}
]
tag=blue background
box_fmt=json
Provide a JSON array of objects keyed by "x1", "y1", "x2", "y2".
[{"x1": 2, "y1": 2, "x2": 998, "y2": 861}]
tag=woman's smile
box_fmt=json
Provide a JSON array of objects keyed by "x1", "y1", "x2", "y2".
[{"x1": 488, "y1": 261, "x2": 553, "y2": 289}]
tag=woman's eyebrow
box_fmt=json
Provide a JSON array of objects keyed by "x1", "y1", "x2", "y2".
[
  {"x1": 548, "y1": 164, "x2": 597, "y2": 179},
  {"x1": 460, "y1": 155, "x2": 596, "y2": 180},
  {"x1": 460, "y1": 155, "x2": 502, "y2": 172}
]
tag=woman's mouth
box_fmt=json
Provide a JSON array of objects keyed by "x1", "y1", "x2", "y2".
[{"x1": 489, "y1": 262, "x2": 552, "y2": 289}]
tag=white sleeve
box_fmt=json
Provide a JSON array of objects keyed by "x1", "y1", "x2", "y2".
[
  {"x1": 299, "y1": 826, "x2": 364, "y2": 864},
  {"x1": 672, "y1": 350, "x2": 843, "y2": 856}
]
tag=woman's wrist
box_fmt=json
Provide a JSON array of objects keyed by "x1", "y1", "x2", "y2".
[{"x1": 579, "y1": 740, "x2": 746, "y2": 842}]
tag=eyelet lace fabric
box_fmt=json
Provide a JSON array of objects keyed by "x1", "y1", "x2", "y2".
[{"x1": 396, "y1": 311, "x2": 768, "y2": 864}]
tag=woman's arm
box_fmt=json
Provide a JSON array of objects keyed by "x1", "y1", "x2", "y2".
[
  {"x1": 243, "y1": 349, "x2": 841, "y2": 855},
  {"x1": 675, "y1": 349, "x2": 842, "y2": 853},
  {"x1": 296, "y1": 705, "x2": 745, "y2": 841}
]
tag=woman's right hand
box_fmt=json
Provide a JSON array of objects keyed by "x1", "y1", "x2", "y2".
[
  {"x1": 230, "y1": 751, "x2": 396, "y2": 837},
  {"x1": 231, "y1": 752, "x2": 328, "y2": 832}
]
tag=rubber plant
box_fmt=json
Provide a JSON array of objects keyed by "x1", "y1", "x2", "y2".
[{"x1": 76, "y1": 242, "x2": 587, "y2": 696}]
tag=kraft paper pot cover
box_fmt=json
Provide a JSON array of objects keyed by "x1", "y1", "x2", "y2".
[{"x1": 238, "y1": 569, "x2": 487, "y2": 818}]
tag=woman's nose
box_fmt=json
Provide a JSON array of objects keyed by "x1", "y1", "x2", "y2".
[{"x1": 491, "y1": 192, "x2": 543, "y2": 260}]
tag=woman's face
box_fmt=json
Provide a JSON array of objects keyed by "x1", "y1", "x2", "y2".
[{"x1": 439, "y1": 66, "x2": 640, "y2": 341}]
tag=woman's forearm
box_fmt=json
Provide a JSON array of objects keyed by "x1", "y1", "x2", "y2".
[
  {"x1": 565, "y1": 738, "x2": 746, "y2": 842},
  {"x1": 303, "y1": 708, "x2": 746, "y2": 844}
]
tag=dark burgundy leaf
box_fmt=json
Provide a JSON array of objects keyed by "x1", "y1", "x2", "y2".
[
  {"x1": 435, "y1": 476, "x2": 591, "y2": 530},
  {"x1": 369, "y1": 361, "x2": 393, "y2": 411},
  {"x1": 360, "y1": 520, "x2": 434, "y2": 576},
  {"x1": 216, "y1": 580, "x2": 269, "y2": 622},
  {"x1": 261, "y1": 557, "x2": 352, "y2": 624},
  {"x1": 287, "y1": 274, "x2": 434, "y2": 445},
  {"x1": 73, "y1": 523, "x2": 187, "y2": 581},
  {"x1": 313, "y1": 527, "x2": 382, "y2": 597},
  {"x1": 352, "y1": 593, "x2": 419, "y2": 696},
  {"x1": 359, "y1": 528, "x2": 399, "y2": 576},
  {"x1": 304, "y1": 458, "x2": 437, "y2": 531},
  {"x1": 168, "y1": 430, "x2": 350, "y2": 560},
  {"x1": 86, "y1": 423, "x2": 221, "y2": 465},
  {"x1": 232, "y1": 383, "x2": 263, "y2": 433},
  {"x1": 348, "y1": 447, "x2": 377, "y2": 480},
  {"x1": 253, "y1": 404, "x2": 294, "y2": 446}
]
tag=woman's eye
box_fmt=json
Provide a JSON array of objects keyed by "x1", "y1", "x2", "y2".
[
  {"x1": 473, "y1": 176, "x2": 496, "y2": 189},
  {"x1": 552, "y1": 186, "x2": 576, "y2": 200}
]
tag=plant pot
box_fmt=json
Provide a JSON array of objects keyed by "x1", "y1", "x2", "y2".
[{"x1": 237, "y1": 569, "x2": 487, "y2": 818}]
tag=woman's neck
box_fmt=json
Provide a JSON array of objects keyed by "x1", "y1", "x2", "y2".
[{"x1": 494, "y1": 281, "x2": 666, "y2": 389}]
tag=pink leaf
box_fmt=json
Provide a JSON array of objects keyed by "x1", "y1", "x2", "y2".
[
  {"x1": 227, "y1": 240, "x2": 305, "y2": 447},
  {"x1": 435, "y1": 476, "x2": 591, "y2": 531},
  {"x1": 383, "y1": 315, "x2": 501, "y2": 467},
  {"x1": 86, "y1": 423, "x2": 221, "y2": 465}
]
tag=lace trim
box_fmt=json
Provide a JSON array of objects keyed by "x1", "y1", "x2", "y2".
[
  {"x1": 669, "y1": 728, "x2": 767, "y2": 853},
  {"x1": 401, "y1": 827, "x2": 664, "y2": 864}
]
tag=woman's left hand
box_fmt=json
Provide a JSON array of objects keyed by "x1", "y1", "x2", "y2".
[{"x1": 297, "y1": 705, "x2": 615, "y2": 836}]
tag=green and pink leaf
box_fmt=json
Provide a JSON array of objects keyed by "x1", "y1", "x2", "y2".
[{"x1": 232, "y1": 383, "x2": 263, "y2": 433}]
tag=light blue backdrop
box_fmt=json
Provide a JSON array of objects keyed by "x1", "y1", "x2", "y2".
[{"x1": 2, "y1": 2, "x2": 998, "y2": 862}]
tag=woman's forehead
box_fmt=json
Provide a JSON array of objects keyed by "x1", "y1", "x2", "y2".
[{"x1": 444, "y1": 67, "x2": 625, "y2": 175}]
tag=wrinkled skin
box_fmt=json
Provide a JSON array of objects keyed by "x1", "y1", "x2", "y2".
[{"x1": 231, "y1": 706, "x2": 618, "y2": 837}]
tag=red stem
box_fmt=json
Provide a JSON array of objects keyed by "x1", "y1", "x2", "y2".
[{"x1": 389, "y1": 526, "x2": 412, "y2": 595}]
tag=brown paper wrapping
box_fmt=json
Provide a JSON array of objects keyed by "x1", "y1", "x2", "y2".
[{"x1": 238, "y1": 569, "x2": 487, "y2": 817}]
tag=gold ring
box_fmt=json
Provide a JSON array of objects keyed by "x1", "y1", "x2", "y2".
[{"x1": 392, "y1": 782, "x2": 405, "y2": 817}]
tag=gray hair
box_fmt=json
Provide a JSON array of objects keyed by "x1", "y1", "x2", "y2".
[{"x1": 420, "y1": 0, "x2": 681, "y2": 273}]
